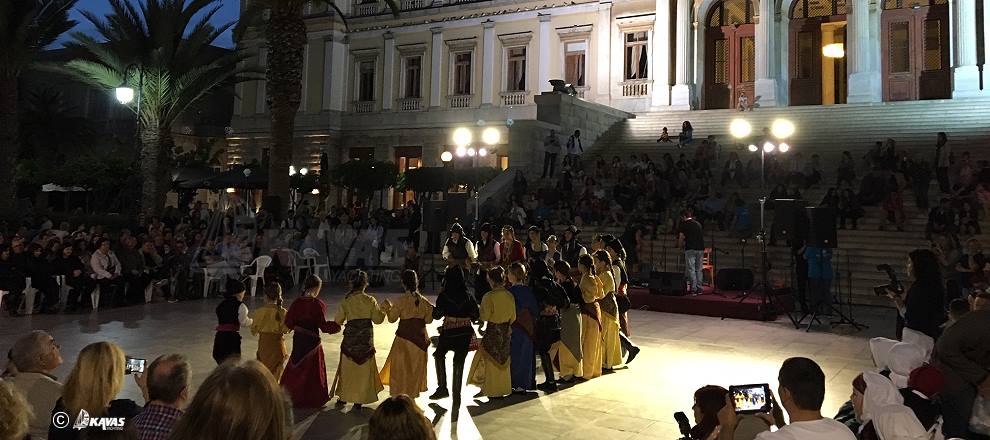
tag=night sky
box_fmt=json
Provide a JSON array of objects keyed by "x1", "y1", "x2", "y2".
[{"x1": 63, "y1": 0, "x2": 241, "y2": 48}]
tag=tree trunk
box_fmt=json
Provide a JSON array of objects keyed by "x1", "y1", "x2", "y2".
[
  {"x1": 139, "y1": 125, "x2": 171, "y2": 215},
  {"x1": 0, "y1": 77, "x2": 20, "y2": 219},
  {"x1": 266, "y1": 6, "x2": 306, "y2": 220}
]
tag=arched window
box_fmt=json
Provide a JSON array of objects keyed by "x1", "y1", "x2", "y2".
[
  {"x1": 791, "y1": 0, "x2": 847, "y2": 18},
  {"x1": 707, "y1": 0, "x2": 756, "y2": 27}
]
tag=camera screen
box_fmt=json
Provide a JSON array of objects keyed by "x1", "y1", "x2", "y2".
[
  {"x1": 125, "y1": 357, "x2": 146, "y2": 375},
  {"x1": 730, "y1": 384, "x2": 770, "y2": 414}
]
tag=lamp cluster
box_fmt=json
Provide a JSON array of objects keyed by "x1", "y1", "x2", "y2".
[
  {"x1": 442, "y1": 127, "x2": 501, "y2": 162},
  {"x1": 730, "y1": 118, "x2": 794, "y2": 154}
]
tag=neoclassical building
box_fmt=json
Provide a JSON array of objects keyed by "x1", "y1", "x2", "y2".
[{"x1": 229, "y1": 0, "x2": 989, "y2": 207}]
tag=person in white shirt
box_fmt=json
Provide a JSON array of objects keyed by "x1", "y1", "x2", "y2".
[
  {"x1": 90, "y1": 238, "x2": 124, "y2": 307},
  {"x1": 441, "y1": 223, "x2": 477, "y2": 269},
  {"x1": 6, "y1": 331, "x2": 63, "y2": 440},
  {"x1": 565, "y1": 130, "x2": 583, "y2": 159},
  {"x1": 718, "y1": 357, "x2": 856, "y2": 440}
]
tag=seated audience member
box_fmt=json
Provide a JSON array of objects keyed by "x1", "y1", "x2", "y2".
[
  {"x1": 850, "y1": 372, "x2": 928, "y2": 440},
  {"x1": 166, "y1": 360, "x2": 292, "y2": 440},
  {"x1": 0, "y1": 380, "x2": 33, "y2": 440},
  {"x1": 342, "y1": 395, "x2": 437, "y2": 440},
  {"x1": 50, "y1": 342, "x2": 142, "y2": 440},
  {"x1": 945, "y1": 297, "x2": 970, "y2": 328},
  {"x1": 721, "y1": 357, "x2": 855, "y2": 440},
  {"x1": 0, "y1": 246, "x2": 27, "y2": 316},
  {"x1": 658, "y1": 127, "x2": 672, "y2": 143},
  {"x1": 7, "y1": 330, "x2": 63, "y2": 439},
  {"x1": 682, "y1": 385, "x2": 769, "y2": 440},
  {"x1": 91, "y1": 238, "x2": 124, "y2": 307},
  {"x1": 131, "y1": 354, "x2": 191, "y2": 440},
  {"x1": 932, "y1": 294, "x2": 990, "y2": 438},
  {"x1": 22, "y1": 243, "x2": 60, "y2": 313},
  {"x1": 878, "y1": 188, "x2": 905, "y2": 232},
  {"x1": 55, "y1": 243, "x2": 97, "y2": 312},
  {"x1": 926, "y1": 198, "x2": 956, "y2": 240},
  {"x1": 899, "y1": 365, "x2": 943, "y2": 434},
  {"x1": 837, "y1": 190, "x2": 863, "y2": 230},
  {"x1": 883, "y1": 342, "x2": 926, "y2": 389}
]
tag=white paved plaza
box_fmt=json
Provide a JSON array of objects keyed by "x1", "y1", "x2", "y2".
[{"x1": 0, "y1": 287, "x2": 893, "y2": 439}]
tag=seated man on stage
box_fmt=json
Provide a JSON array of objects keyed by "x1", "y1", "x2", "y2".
[{"x1": 441, "y1": 223, "x2": 477, "y2": 270}]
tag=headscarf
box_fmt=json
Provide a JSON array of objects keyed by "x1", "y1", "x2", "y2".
[
  {"x1": 906, "y1": 365, "x2": 944, "y2": 399},
  {"x1": 886, "y1": 343, "x2": 927, "y2": 389},
  {"x1": 858, "y1": 372, "x2": 929, "y2": 440},
  {"x1": 900, "y1": 328, "x2": 934, "y2": 360}
]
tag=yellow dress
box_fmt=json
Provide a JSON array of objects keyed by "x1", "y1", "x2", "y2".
[
  {"x1": 580, "y1": 274, "x2": 604, "y2": 380},
  {"x1": 598, "y1": 271, "x2": 623, "y2": 369},
  {"x1": 467, "y1": 288, "x2": 516, "y2": 397},
  {"x1": 379, "y1": 294, "x2": 434, "y2": 398},
  {"x1": 333, "y1": 292, "x2": 386, "y2": 404},
  {"x1": 250, "y1": 304, "x2": 291, "y2": 380}
]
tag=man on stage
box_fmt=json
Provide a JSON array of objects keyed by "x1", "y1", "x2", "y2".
[
  {"x1": 676, "y1": 209, "x2": 705, "y2": 295},
  {"x1": 442, "y1": 223, "x2": 477, "y2": 269}
]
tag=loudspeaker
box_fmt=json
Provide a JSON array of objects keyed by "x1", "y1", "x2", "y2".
[
  {"x1": 648, "y1": 271, "x2": 686, "y2": 295},
  {"x1": 716, "y1": 268, "x2": 754, "y2": 291},
  {"x1": 806, "y1": 207, "x2": 838, "y2": 248},
  {"x1": 773, "y1": 199, "x2": 807, "y2": 242}
]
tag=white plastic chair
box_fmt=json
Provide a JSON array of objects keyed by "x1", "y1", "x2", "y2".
[
  {"x1": 240, "y1": 255, "x2": 272, "y2": 297},
  {"x1": 56, "y1": 275, "x2": 68, "y2": 310},
  {"x1": 21, "y1": 277, "x2": 36, "y2": 315},
  {"x1": 288, "y1": 249, "x2": 311, "y2": 286},
  {"x1": 203, "y1": 268, "x2": 224, "y2": 298},
  {"x1": 302, "y1": 248, "x2": 329, "y2": 280},
  {"x1": 91, "y1": 285, "x2": 101, "y2": 310}
]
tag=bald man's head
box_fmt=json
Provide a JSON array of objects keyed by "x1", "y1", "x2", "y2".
[
  {"x1": 147, "y1": 354, "x2": 191, "y2": 405},
  {"x1": 973, "y1": 293, "x2": 990, "y2": 311}
]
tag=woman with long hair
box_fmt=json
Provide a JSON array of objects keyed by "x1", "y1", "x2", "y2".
[
  {"x1": 577, "y1": 255, "x2": 603, "y2": 380},
  {"x1": 888, "y1": 249, "x2": 947, "y2": 339},
  {"x1": 332, "y1": 270, "x2": 386, "y2": 407},
  {"x1": 49, "y1": 342, "x2": 141, "y2": 440},
  {"x1": 167, "y1": 360, "x2": 292, "y2": 440},
  {"x1": 593, "y1": 251, "x2": 622, "y2": 371},
  {"x1": 552, "y1": 261, "x2": 583, "y2": 382},
  {"x1": 251, "y1": 282, "x2": 291, "y2": 380},
  {"x1": 506, "y1": 262, "x2": 539, "y2": 392},
  {"x1": 429, "y1": 265, "x2": 479, "y2": 411},
  {"x1": 281, "y1": 274, "x2": 342, "y2": 408},
  {"x1": 368, "y1": 395, "x2": 437, "y2": 440},
  {"x1": 379, "y1": 270, "x2": 434, "y2": 398},
  {"x1": 467, "y1": 266, "x2": 516, "y2": 398}
]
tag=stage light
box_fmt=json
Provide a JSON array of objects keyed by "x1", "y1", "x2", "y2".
[
  {"x1": 441, "y1": 151, "x2": 453, "y2": 162},
  {"x1": 299, "y1": 167, "x2": 308, "y2": 176},
  {"x1": 452, "y1": 127, "x2": 472, "y2": 147},
  {"x1": 771, "y1": 119, "x2": 795, "y2": 139},
  {"x1": 778, "y1": 142, "x2": 790, "y2": 153},
  {"x1": 289, "y1": 165, "x2": 297, "y2": 176},
  {"x1": 479, "y1": 147, "x2": 488, "y2": 157},
  {"x1": 467, "y1": 147, "x2": 476, "y2": 157},
  {"x1": 482, "y1": 127, "x2": 500, "y2": 145},
  {"x1": 225, "y1": 188, "x2": 235, "y2": 193},
  {"x1": 763, "y1": 142, "x2": 775, "y2": 153},
  {"x1": 822, "y1": 43, "x2": 845, "y2": 58},
  {"x1": 311, "y1": 188, "x2": 320, "y2": 195},
  {"x1": 455, "y1": 146, "x2": 467, "y2": 157},
  {"x1": 730, "y1": 119, "x2": 752, "y2": 139},
  {"x1": 748, "y1": 144, "x2": 758, "y2": 152},
  {"x1": 115, "y1": 87, "x2": 135, "y2": 105}
]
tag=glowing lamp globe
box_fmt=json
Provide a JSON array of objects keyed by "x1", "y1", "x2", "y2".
[
  {"x1": 763, "y1": 142, "x2": 775, "y2": 153},
  {"x1": 115, "y1": 87, "x2": 135, "y2": 105},
  {"x1": 441, "y1": 151, "x2": 453, "y2": 162},
  {"x1": 452, "y1": 127, "x2": 472, "y2": 147},
  {"x1": 778, "y1": 142, "x2": 790, "y2": 153},
  {"x1": 822, "y1": 43, "x2": 845, "y2": 58},
  {"x1": 467, "y1": 147, "x2": 477, "y2": 157},
  {"x1": 730, "y1": 119, "x2": 752, "y2": 139},
  {"x1": 748, "y1": 144, "x2": 758, "y2": 152},
  {"x1": 479, "y1": 147, "x2": 488, "y2": 157},
  {"x1": 482, "y1": 127, "x2": 501, "y2": 145},
  {"x1": 455, "y1": 146, "x2": 467, "y2": 157},
  {"x1": 771, "y1": 119, "x2": 795, "y2": 139}
]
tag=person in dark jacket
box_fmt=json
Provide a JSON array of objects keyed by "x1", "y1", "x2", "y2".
[
  {"x1": 932, "y1": 306, "x2": 990, "y2": 438},
  {"x1": 21, "y1": 243, "x2": 60, "y2": 314},
  {"x1": 429, "y1": 266, "x2": 479, "y2": 409},
  {"x1": 887, "y1": 249, "x2": 947, "y2": 340},
  {"x1": 0, "y1": 246, "x2": 26, "y2": 316},
  {"x1": 529, "y1": 260, "x2": 567, "y2": 391},
  {"x1": 54, "y1": 244, "x2": 96, "y2": 312}
]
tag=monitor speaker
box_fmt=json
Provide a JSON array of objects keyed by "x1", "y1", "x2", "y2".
[
  {"x1": 806, "y1": 207, "x2": 838, "y2": 248},
  {"x1": 773, "y1": 199, "x2": 808, "y2": 242},
  {"x1": 648, "y1": 271, "x2": 686, "y2": 296},
  {"x1": 716, "y1": 268, "x2": 754, "y2": 291}
]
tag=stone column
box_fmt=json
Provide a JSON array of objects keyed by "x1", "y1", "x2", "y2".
[
  {"x1": 952, "y1": 0, "x2": 982, "y2": 97},
  {"x1": 256, "y1": 47, "x2": 268, "y2": 114},
  {"x1": 652, "y1": 0, "x2": 672, "y2": 107},
  {"x1": 539, "y1": 14, "x2": 552, "y2": 92},
  {"x1": 846, "y1": 0, "x2": 882, "y2": 102},
  {"x1": 382, "y1": 32, "x2": 395, "y2": 110},
  {"x1": 671, "y1": 0, "x2": 693, "y2": 108},
  {"x1": 326, "y1": 33, "x2": 349, "y2": 112},
  {"x1": 430, "y1": 27, "x2": 444, "y2": 108},
  {"x1": 754, "y1": 0, "x2": 778, "y2": 107},
  {"x1": 596, "y1": 1, "x2": 612, "y2": 103},
  {"x1": 482, "y1": 20, "x2": 496, "y2": 106}
]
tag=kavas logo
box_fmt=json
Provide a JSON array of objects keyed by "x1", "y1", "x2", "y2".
[{"x1": 72, "y1": 409, "x2": 126, "y2": 431}]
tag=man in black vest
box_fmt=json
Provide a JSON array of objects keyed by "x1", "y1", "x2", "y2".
[
  {"x1": 559, "y1": 226, "x2": 587, "y2": 268},
  {"x1": 474, "y1": 223, "x2": 501, "y2": 296},
  {"x1": 441, "y1": 223, "x2": 477, "y2": 269}
]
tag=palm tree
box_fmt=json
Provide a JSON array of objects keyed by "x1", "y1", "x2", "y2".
[
  {"x1": 65, "y1": 0, "x2": 256, "y2": 215},
  {"x1": 0, "y1": 0, "x2": 77, "y2": 218},
  {"x1": 240, "y1": 0, "x2": 398, "y2": 218}
]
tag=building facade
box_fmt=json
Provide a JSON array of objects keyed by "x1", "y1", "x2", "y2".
[{"x1": 230, "y1": 0, "x2": 989, "y2": 207}]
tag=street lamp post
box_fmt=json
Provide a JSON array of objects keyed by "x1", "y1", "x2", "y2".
[{"x1": 444, "y1": 127, "x2": 500, "y2": 239}]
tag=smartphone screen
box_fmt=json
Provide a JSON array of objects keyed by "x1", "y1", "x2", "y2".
[
  {"x1": 125, "y1": 357, "x2": 147, "y2": 375},
  {"x1": 729, "y1": 384, "x2": 771, "y2": 414}
]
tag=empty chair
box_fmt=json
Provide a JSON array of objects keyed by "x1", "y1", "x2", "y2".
[
  {"x1": 203, "y1": 267, "x2": 224, "y2": 298},
  {"x1": 240, "y1": 255, "x2": 272, "y2": 297},
  {"x1": 302, "y1": 248, "x2": 329, "y2": 280}
]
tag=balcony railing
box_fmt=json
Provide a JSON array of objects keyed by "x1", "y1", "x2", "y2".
[
  {"x1": 575, "y1": 86, "x2": 589, "y2": 99},
  {"x1": 620, "y1": 79, "x2": 653, "y2": 97},
  {"x1": 353, "y1": 101, "x2": 375, "y2": 113},
  {"x1": 397, "y1": 97, "x2": 423, "y2": 111},
  {"x1": 448, "y1": 94, "x2": 472, "y2": 108},
  {"x1": 352, "y1": 0, "x2": 380, "y2": 16},
  {"x1": 401, "y1": 0, "x2": 426, "y2": 9},
  {"x1": 500, "y1": 91, "x2": 528, "y2": 106}
]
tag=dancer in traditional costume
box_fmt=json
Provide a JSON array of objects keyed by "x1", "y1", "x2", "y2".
[
  {"x1": 379, "y1": 270, "x2": 434, "y2": 398},
  {"x1": 530, "y1": 260, "x2": 567, "y2": 391},
  {"x1": 500, "y1": 226, "x2": 526, "y2": 267},
  {"x1": 594, "y1": 251, "x2": 623, "y2": 371},
  {"x1": 213, "y1": 278, "x2": 252, "y2": 364},
  {"x1": 559, "y1": 226, "x2": 587, "y2": 268},
  {"x1": 605, "y1": 239, "x2": 640, "y2": 364},
  {"x1": 552, "y1": 261, "x2": 584, "y2": 381},
  {"x1": 251, "y1": 281, "x2": 290, "y2": 380},
  {"x1": 507, "y1": 262, "x2": 539, "y2": 392},
  {"x1": 332, "y1": 270, "x2": 386, "y2": 407},
  {"x1": 578, "y1": 254, "x2": 603, "y2": 380},
  {"x1": 474, "y1": 223, "x2": 501, "y2": 298},
  {"x1": 442, "y1": 223, "x2": 476, "y2": 269},
  {"x1": 430, "y1": 266, "x2": 479, "y2": 414},
  {"x1": 281, "y1": 274, "x2": 342, "y2": 408},
  {"x1": 467, "y1": 266, "x2": 515, "y2": 398},
  {"x1": 525, "y1": 226, "x2": 548, "y2": 268}
]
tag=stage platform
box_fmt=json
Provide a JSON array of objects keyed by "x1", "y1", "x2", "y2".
[{"x1": 628, "y1": 286, "x2": 796, "y2": 321}]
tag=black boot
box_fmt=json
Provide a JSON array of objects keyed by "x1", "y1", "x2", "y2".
[
  {"x1": 538, "y1": 353, "x2": 558, "y2": 391},
  {"x1": 429, "y1": 355, "x2": 449, "y2": 400},
  {"x1": 451, "y1": 358, "x2": 464, "y2": 410},
  {"x1": 619, "y1": 333, "x2": 640, "y2": 364}
]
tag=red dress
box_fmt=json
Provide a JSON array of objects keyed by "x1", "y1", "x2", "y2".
[
  {"x1": 501, "y1": 240, "x2": 525, "y2": 266},
  {"x1": 280, "y1": 296, "x2": 341, "y2": 408}
]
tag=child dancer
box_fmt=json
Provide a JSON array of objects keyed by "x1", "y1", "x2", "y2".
[
  {"x1": 594, "y1": 251, "x2": 622, "y2": 371},
  {"x1": 213, "y1": 278, "x2": 253, "y2": 364},
  {"x1": 578, "y1": 254, "x2": 603, "y2": 379},
  {"x1": 507, "y1": 262, "x2": 539, "y2": 392},
  {"x1": 251, "y1": 281, "x2": 290, "y2": 380},
  {"x1": 281, "y1": 274, "x2": 342, "y2": 408},
  {"x1": 467, "y1": 266, "x2": 515, "y2": 398},
  {"x1": 332, "y1": 270, "x2": 386, "y2": 407},
  {"x1": 552, "y1": 261, "x2": 584, "y2": 382},
  {"x1": 379, "y1": 270, "x2": 434, "y2": 398}
]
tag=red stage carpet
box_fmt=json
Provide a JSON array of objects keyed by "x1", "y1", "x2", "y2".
[{"x1": 628, "y1": 286, "x2": 795, "y2": 321}]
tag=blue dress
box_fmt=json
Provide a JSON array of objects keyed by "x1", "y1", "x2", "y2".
[{"x1": 508, "y1": 284, "x2": 539, "y2": 390}]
